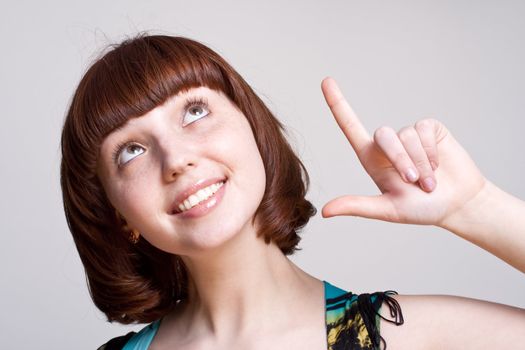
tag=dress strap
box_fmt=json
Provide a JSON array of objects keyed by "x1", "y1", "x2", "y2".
[
  {"x1": 121, "y1": 319, "x2": 160, "y2": 350},
  {"x1": 324, "y1": 281, "x2": 404, "y2": 350},
  {"x1": 357, "y1": 291, "x2": 404, "y2": 349}
]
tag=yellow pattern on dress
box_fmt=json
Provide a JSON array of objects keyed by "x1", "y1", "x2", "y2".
[
  {"x1": 355, "y1": 313, "x2": 372, "y2": 348},
  {"x1": 327, "y1": 311, "x2": 372, "y2": 349}
]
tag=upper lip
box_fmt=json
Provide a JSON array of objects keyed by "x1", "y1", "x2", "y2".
[{"x1": 171, "y1": 177, "x2": 226, "y2": 214}]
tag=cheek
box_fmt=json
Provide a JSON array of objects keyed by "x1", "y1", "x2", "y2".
[
  {"x1": 223, "y1": 128, "x2": 266, "y2": 198},
  {"x1": 107, "y1": 173, "x2": 159, "y2": 227},
  {"x1": 243, "y1": 143, "x2": 266, "y2": 194},
  {"x1": 214, "y1": 118, "x2": 266, "y2": 177},
  {"x1": 240, "y1": 129, "x2": 266, "y2": 191}
]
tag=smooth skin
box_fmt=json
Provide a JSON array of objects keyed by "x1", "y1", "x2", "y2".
[{"x1": 321, "y1": 77, "x2": 525, "y2": 349}]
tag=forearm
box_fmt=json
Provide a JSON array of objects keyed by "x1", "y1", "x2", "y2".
[{"x1": 440, "y1": 180, "x2": 525, "y2": 273}]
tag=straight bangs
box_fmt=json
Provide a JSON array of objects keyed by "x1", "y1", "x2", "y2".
[{"x1": 67, "y1": 35, "x2": 233, "y2": 178}]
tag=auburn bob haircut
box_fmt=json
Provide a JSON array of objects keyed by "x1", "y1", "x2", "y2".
[{"x1": 61, "y1": 34, "x2": 316, "y2": 324}]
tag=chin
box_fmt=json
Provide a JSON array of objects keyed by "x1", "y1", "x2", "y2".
[{"x1": 143, "y1": 224, "x2": 245, "y2": 258}]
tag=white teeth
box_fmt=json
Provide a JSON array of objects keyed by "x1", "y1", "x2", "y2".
[
  {"x1": 177, "y1": 181, "x2": 224, "y2": 213},
  {"x1": 188, "y1": 194, "x2": 199, "y2": 206},
  {"x1": 196, "y1": 189, "x2": 208, "y2": 201}
]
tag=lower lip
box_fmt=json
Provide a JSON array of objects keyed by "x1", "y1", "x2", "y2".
[{"x1": 175, "y1": 181, "x2": 226, "y2": 219}]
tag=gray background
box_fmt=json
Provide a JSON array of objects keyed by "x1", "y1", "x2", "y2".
[{"x1": 1, "y1": 0, "x2": 524, "y2": 348}]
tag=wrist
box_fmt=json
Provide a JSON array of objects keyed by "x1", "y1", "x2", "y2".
[
  {"x1": 438, "y1": 179, "x2": 495, "y2": 239},
  {"x1": 438, "y1": 179, "x2": 525, "y2": 272}
]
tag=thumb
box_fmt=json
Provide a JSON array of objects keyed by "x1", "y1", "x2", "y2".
[{"x1": 322, "y1": 194, "x2": 396, "y2": 222}]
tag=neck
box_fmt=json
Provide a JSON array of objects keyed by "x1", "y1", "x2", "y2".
[{"x1": 174, "y1": 223, "x2": 322, "y2": 340}]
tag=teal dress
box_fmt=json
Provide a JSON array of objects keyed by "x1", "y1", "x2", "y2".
[{"x1": 99, "y1": 281, "x2": 403, "y2": 350}]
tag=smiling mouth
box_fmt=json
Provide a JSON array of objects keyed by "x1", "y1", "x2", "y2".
[{"x1": 173, "y1": 180, "x2": 226, "y2": 214}]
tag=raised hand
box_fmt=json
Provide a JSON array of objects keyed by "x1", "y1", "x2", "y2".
[{"x1": 321, "y1": 77, "x2": 486, "y2": 226}]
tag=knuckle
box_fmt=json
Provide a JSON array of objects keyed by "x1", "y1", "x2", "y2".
[
  {"x1": 393, "y1": 152, "x2": 409, "y2": 165},
  {"x1": 397, "y1": 126, "x2": 417, "y2": 143},
  {"x1": 374, "y1": 126, "x2": 394, "y2": 140},
  {"x1": 422, "y1": 144, "x2": 436, "y2": 154},
  {"x1": 413, "y1": 157, "x2": 431, "y2": 170},
  {"x1": 415, "y1": 118, "x2": 437, "y2": 131},
  {"x1": 342, "y1": 118, "x2": 356, "y2": 131}
]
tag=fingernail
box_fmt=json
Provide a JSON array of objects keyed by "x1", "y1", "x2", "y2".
[
  {"x1": 405, "y1": 168, "x2": 418, "y2": 182},
  {"x1": 422, "y1": 177, "x2": 435, "y2": 191}
]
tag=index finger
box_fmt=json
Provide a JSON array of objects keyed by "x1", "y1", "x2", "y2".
[{"x1": 321, "y1": 77, "x2": 372, "y2": 152}]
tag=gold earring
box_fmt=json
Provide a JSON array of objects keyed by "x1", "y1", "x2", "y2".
[
  {"x1": 115, "y1": 210, "x2": 140, "y2": 244},
  {"x1": 128, "y1": 228, "x2": 140, "y2": 244}
]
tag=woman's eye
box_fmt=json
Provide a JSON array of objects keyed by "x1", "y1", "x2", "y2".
[
  {"x1": 182, "y1": 103, "x2": 210, "y2": 126},
  {"x1": 118, "y1": 144, "x2": 145, "y2": 165}
]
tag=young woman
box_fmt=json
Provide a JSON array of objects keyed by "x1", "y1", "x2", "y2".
[{"x1": 61, "y1": 35, "x2": 525, "y2": 350}]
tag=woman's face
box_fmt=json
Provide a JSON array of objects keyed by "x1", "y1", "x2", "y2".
[{"x1": 97, "y1": 86, "x2": 266, "y2": 255}]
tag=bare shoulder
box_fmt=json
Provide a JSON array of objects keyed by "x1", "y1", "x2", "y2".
[{"x1": 380, "y1": 294, "x2": 525, "y2": 350}]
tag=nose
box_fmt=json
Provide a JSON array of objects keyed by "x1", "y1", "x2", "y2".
[
  {"x1": 162, "y1": 154, "x2": 195, "y2": 182},
  {"x1": 160, "y1": 142, "x2": 197, "y2": 182}
]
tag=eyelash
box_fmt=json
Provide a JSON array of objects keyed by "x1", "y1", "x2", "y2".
[
  {"x1": 111, "y1": 95, "x2": 210, "y2": 166},
  {"x1": 183, "y1": 96, "x2": 210, "y2": 117},
  {"x1": 111, "y1": 141, "x2": 135, "y2": 165}
]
